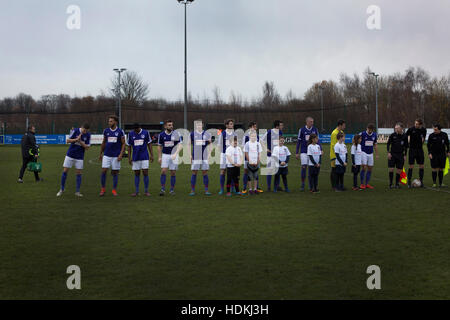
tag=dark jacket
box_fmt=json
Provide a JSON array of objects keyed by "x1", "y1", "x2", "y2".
[
  {"x1": 427, "y1": 131, "x2": 449, "y2": 155},
  {"x1": 387, "y1": 132, "x2": 408, "y2": 155},
  {"x1": 21, "y1": 131, "x2": 39, "y2": 158}
]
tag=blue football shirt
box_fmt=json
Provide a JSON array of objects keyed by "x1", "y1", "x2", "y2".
[
  {"x1": 66, "y1": 128, "x2": 91, "y2": 160},
  {"x1": 360, "y1": 131, "x2": 377, "y2": 154},
  {"x1": 128, "y1": 129, "x2": 151, "y2": 161},
  {"x1": 158, "y1": 130, "x2": 182, "y2": 155},
  {"x1": 103, "y1": 127, "x2": 125, "y2": 157}
]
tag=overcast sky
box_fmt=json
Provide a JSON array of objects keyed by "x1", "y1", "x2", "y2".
[{"x1": 1, "y1": 0, "x2": 449, "y2": 102}]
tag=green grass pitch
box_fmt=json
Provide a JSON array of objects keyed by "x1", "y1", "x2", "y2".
[{"x1": 0, "y1": 144, "x2": 449, "y2": 299}]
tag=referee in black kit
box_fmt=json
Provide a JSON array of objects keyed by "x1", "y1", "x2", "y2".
[
  {"x1": 427, "y1": 123, "x2": 450, "y2": 188},
  {"x1": 387, "y1": 122, "x2": 408, "y2": 189},
  {"x1": 18, "y1": 125, "x2": 42, "y2": 183},
  {"x1": 406, "y1": 118, "x2": 427, "y2": 187}
]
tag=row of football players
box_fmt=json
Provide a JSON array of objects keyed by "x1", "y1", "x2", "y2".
[
  {"x1": 55, "y1": 116, "x2": 449, "y2": 197},
  {"x1": 57, "y1": 116, "x2": 291, "y2": 197}
]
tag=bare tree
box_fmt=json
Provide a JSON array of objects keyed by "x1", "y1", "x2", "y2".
[
  {"x1": 110, "y1": 70, "x2": 149, "y2": 106},
  {"x1": 260, "y1": 81, "x2": 281, "y2": 108},
  {"x1": 14, "y1": 93, "x2": 34, "y2": 112}
]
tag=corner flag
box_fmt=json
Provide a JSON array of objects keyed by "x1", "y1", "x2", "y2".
[
  {"x1": 444, "y1": 158, "x2": 449, "y2": 176},
  {"x1": 400, "y1": 167, "x2": 408, "y2": 185}
]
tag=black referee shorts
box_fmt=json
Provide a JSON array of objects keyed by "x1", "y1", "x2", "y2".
[
  {"x1": 430, "y1": 153, "x2": 446, "y2": 169},
  {"x1": 408, "y1": 148, "x2": 424, "y2": 165},
  {"x1": 388, "y1": 153, "x2": 405, "y2": 169}
]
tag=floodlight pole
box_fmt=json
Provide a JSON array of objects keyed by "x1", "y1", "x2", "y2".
[
  {"x1": 319, "y1": 85, "x2": 324, "y2": 132},
  {"x1": 370, "y1": 72, "x2": 379, "y2": 132},
  {"x1": 113, "y1": 68, "x2": 126, "y2": 129},
  {"x1": 178, "y1": 0, "x2": 194, "y2": 130}
]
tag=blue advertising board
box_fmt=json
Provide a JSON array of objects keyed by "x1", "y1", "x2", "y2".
[{"x1": 3, "y1": 135, "x2": 66, "y2": 145}]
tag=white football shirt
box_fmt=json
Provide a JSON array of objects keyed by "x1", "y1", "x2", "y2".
[
  {"x1": 307, "y1": 144, "x2": 322, "y2": 165},
  {"x1": 244, "y1": 141, "x2": 262, "y2": 165},
  {"x1": 351, "y1": 144, "x2": 362, "y2": 165},
  {"x1": 225, "y1": 145, "x2": 243, "y2": 167},
  {"x1": 334, "y1": 142, "x2": 348, "y2": 166}
]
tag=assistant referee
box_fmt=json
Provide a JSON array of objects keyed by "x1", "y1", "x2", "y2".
[{"x1": 427, "y1": 123, "x2": 450, "y2": 188}]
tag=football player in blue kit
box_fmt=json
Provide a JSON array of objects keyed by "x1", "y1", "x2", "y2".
[
  {"x1": 127, "y1": 123, "x2": 154, "y2": 196},
  {"x1": 99, "y1": 115, "x2": 126, "y2": 197},
  {"x1": 190, "y1": 120, "x2": 212, "y2": 196},
  {"x1": 359, "y1": 123, "x2": 379, "y2": 189},
  {"x1": 157, "y1": 119, "x2": 183, "y2": 196},
  {"x1": 56, "y1": 123, "x2": 91, "y2": 197}
]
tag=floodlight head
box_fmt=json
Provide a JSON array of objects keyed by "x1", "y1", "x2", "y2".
[{"x1": 177, "y1": 0, "x2": 195, "y2": 3}]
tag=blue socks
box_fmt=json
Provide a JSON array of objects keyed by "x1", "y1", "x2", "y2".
[
  {"x1": 301, "y1": 167, "x2": 307, "y2": 186},
  {"x1": 267, "y1": 175, "x2": 272, "y2": 190},
  {"x1": 191, "y1": 174, "x2": 197, "y2": 191},
  {"x1": 76, "y1": 174, "x2": 82, "y2": 192},
  {"x1": 61, "y1": 172, "x2": 81, "y2": 192},
  {"x1": 366, "y1": 171, "x2": 372, "y2": 185},
  {"x1": 112, "y1": 174, "x2": 118, "y2": 190},
  {"x1": 160, "y1": 174, "x2": 166, "y2": 190},
  {"x1": 135, "y1": 175, "x2": 140, "y2": 193},
  {"x1": 170, "y1": 175, "x2": 176, "y2": 191},
  {"x1": 203, "y1": 174, "x2": 209, "y2": 191},
  {"x1": 220, "y1": 174, "x2": 225, "y2": 191},
  {"x1": 243, "y1": 173, "x2": 248, "y2": 190},
  {"x1": 360, "y1": 170, "x2": 366, "y2": 185},
  {"x1": 143, "y1": 175, "x2": 149, "y2": 193},
  {"x1": 61, "y1": 171, "x2": 67, "y2": 191},
  {"x1": 101, "y1": 172, "x2": 106, "y2": 188}
]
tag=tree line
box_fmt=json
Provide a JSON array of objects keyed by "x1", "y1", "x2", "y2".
[{"x1": 0, "y1": 67, "x2": 448, "y2": 134}]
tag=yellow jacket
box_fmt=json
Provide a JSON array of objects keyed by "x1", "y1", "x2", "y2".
[{"x1": 330, "y1": 128, "x2": 344, "y2": 164}]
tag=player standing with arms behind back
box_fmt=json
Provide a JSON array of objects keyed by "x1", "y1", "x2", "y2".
[
  {"x1": 296, "y1": 117, "x2": 320, "y2": 191},
  {"x1": 427, "y1": 124, "x2": 450, "y2": 188},
  {"x1": 219, "y1": 119, "x2": 236, "y2": 195},
  {"x1": 406, "y1": 119, "x2": 427, "y2": 187},
  {"x1": 127, "y1": 123, "x2": 154, "y2": 197},
  {"x1": 158, "y1": 120, "x2": 183, "y2": 196},
  {"x1": 99, "y1": 115, "x2": 125, "y2": 197},
  {"x1": 56, "y1": 123, "x2": 91, "y2": 197},
  {"x1": 261, "y1": 120, "x2": 284, "y2": 192},
  {"x1": 190, "y1": 119, "x2": 212, "y2": 196},
  {"x1": 359, "y1": 123, "x2": 378, "y2": 189}
]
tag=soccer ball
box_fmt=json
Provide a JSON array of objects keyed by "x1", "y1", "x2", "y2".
[{"x1": 412, "y1": 179, "x2": 422, "y2": 188}]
